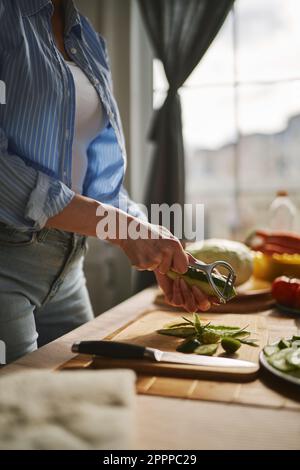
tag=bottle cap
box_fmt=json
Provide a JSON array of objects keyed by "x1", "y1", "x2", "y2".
[{"x1": 276, "y1": 190, "x2": 288, "y2": 197}]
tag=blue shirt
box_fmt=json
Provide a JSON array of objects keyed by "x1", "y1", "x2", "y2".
[{"x1": 0, "y1": 0, "x2": 143, "y2": 230}]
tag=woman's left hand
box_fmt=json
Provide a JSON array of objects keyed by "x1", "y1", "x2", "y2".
[{"x1": 155, "y1": 270, "x2": 212, "y2": 313}]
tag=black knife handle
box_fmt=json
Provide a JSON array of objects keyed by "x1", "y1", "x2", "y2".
[{"x1": 72, "y1": 340, "x2": 146, "y2": 359}]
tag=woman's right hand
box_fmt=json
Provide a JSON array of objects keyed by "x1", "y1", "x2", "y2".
[
  {"x1": 46, "y1": 196, "x2": 212, "y2": 312},
  {"x1": 119, "y1": 221, "x2": 189, "y2": 274},
  {"x1": 118, "y1": 220, "x2": 212, "y2": 312}
]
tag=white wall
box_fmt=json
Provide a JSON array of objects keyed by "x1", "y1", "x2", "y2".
[{"x1": 75, "y1": 0, "x2": 153, "y2": 314}]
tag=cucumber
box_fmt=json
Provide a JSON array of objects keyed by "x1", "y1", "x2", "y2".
[
  {"x1": 176, "y1": 338, "x2": 200, "y2": 353},
  {"x1": 167, "y1": 267, "x2": 236, "y2": 301},
  {"x1": 268, "y1": 348, "x2": 296, "y2": 372},
  {"x1": 194, "y1": 344, "x2": 218, "y2": 356},
  {"x1": 221, "y1": 337, "x2": 241, "y2": 354},
  {"x1": 292, "y1": 335, "x2": 300, "y2": 341},
  {"x1": 200, "y1": 330, "x2": 220, "y2": 344},
  {"x1": 278, "y1": 338, "x2": 291, "y2": 350},
  {"x1": 286, "y1": 349, "x2": 300, "y2": 367},
  {"x1": 263, "y1": 345, "x2": 280, "y2": 357}
]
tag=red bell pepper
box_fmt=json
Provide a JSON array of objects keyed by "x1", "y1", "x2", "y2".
[{"x1": 272, "y1": 276, "x2": 300, "y2": 308}]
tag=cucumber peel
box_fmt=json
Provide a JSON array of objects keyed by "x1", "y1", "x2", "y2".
[{"x1": 157, "y1": 314, "x2": 257, "y2": 357}]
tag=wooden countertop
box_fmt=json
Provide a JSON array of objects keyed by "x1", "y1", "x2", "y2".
[{"x1": 1, "y1": 287, "x2": 300, "y2": 450}]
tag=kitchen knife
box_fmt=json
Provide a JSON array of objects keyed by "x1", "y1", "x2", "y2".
[{"x1": 72, "y1": 340, "x2": 257, "y2": 369}]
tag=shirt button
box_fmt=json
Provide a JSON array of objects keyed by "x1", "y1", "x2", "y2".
[
  {"x1": 93, "y1": 78, "x2": 99, "y2": 86},
  {"x1": 65, "y1": 130, "x2": 70, "y2": 139},
  {"x1": 71, "y1": 47, "x2": 77, "y2": 54}
]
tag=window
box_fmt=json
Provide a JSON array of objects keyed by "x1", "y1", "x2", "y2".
[{"x1": 153, "y1": 0, "x2": 300, "y2": 239}]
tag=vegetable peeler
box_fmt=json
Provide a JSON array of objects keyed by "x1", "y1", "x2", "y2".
[{"x1": 188, "y1": 258, "x2": 236, "y2": 304}]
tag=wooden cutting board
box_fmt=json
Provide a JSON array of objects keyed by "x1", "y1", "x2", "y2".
[
  {"x1": 89, "y1": 310, "x2": 268, "y2": 381},
  {"x1": 60, "y1": 308, "x2": 300, "y2": 409}
]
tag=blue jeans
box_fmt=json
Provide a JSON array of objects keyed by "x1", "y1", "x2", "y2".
[{"x1": 0, "y1": 223, "x2": 94, "y2": 363}]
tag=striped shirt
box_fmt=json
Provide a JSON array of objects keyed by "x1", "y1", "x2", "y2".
[{"x1": 0, "y1": 0, "x2": 143, "y2": 230}]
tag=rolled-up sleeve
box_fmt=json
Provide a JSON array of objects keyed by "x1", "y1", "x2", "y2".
[{"x1": 0, "y1": 127, "x2": 75, "y2": 231}]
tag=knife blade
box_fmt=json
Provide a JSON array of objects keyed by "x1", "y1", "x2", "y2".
[{"x1": 72, "y1": 340, "x2": 257, "y2": 369}]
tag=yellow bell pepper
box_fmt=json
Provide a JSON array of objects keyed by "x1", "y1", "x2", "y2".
[{"x1": 253, "y1": 251, "x2": 300, "y2": 281}]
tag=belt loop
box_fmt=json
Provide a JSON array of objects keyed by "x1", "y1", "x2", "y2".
[{"x1": 36, "y1": 228, "x2": 49, "y2": 242}]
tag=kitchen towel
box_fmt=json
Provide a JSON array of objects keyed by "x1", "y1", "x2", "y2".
[{"x1": 0, "y1": 369, "x2": 136, "y2": 450}]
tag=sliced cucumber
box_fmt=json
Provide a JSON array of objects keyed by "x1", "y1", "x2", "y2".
[
  {"x1": 278, "y1": 338, "x2": 291, "y2": 350},
  {"x1": 292, "y1": 335, "x2": 300, "y2": 341},
  {"x1": 200, "y1": 330, "x2": 220, "y2": 344},
  {"x1": 194, "y1": 344, "x2": 218, "y2": 356},
  {"x1": 263, "y1": 345, "x2": 280, "y2": 357},
  {"x1": 268, "y1": 348, "x2": 296, "y2": 372},
  {"x1": 286, "y1": 349, "x2": 300, "y2": 368},
  {"x1": 176, "y1": 338, "x2": 200, "y2": 353}
]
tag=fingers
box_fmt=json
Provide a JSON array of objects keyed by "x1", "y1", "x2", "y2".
[
  {"x1": 155, "y1": 270, "x2": 173, "y2": 303},
  {"x1": 157, "y1": 248, "x2": 173, "y2": 275},
  {"x1": 187, "y1": 253, "x2": 198, "y2": 264},
  {"x1": 208, "y1": 295, "x2": 221, "y2": 306},
  {"x1": 192, "y1": 286, "x2": 211, "y2": 311},
  {"x1": 179, "y1": 279, "x2": 197, "y2": 312},
  {"x1": 156, "y1": 271, "x2": 212, "y2": 313},
  {"x1": 171, "y1": 242, "x2": 189, "y2": 274},
  {"x1": 171, "y1": 277, "x2": 184, "y2": 305}
]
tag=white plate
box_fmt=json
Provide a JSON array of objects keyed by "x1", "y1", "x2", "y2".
[{"x1": 259, "y1": 348, "x2": 300, "y2": 387}]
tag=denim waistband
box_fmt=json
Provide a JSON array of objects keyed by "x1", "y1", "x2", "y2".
[
  {"x1": 0, "y1": 222, "x2": 86, "y2": 245},
  {"x1": 35, "y1": 227, "x2": 86, "y2": 244}
]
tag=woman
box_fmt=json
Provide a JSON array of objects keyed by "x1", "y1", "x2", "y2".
[{"x1": 0, "y1": 0, "x2": 211, "y2": 363}]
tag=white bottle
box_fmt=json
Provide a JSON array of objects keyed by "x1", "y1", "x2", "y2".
[{"x1": 269, "y1": 190, "x2": 297, "y2": 232}]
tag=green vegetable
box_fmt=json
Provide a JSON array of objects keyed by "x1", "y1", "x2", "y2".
[
  {"x1": 194, "y1": 344, "x2": 218, "y2": 356},
  {"x1": 193, "y1": 312, "x2": 202, "y2": 336},
  {"x1": 268, "y1": 348, "x2": 296, "y2": 372},
  {"x1": 239, "y1": 338, "x2": 259, "y2": 347},
  {"x1": 263, "y1": 336, "x2": 300, "y2": 378},
  {"x1": 163, "y1": 321, "x2": 193, "y2": 329},
  {"x1": 200, "y1": 330, "x2": 221, "y2": 344},
  {"x1": 167, "y1": 267, "x2": 236, "y2": 301},
  {"x1": 157, "y1": 327, "x2": 195, "y2": 338},
  {"x1": 278, "y1": 338, "x2": 291, "y2": 350},
  {"x1": 221, "y1": 337, "x2": 241, "y2": 354},
  {"x1": 292, "y1": 335, "x2": 300, "y2": 341},
  {"x1": 187, "y1": 238, "x2": 253, "y2": 286},
  {"x1": 286, "y1": 349, "x2": 300, "y2": 367},
  {"x1": 158, "y1": 314, "x2": 257, "y2": 358},
  {"x1": 264, "y1": 345, "x2": 280, "y2": 357},
  {"x1": 205, "y1": 325, "x2": 242, "y2": 337},
  {"x1": 176, "y1": 338, "x2": 201, "y2": 353}
]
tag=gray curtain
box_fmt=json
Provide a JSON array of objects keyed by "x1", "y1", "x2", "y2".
[{"x1": 136, "y1": 0, "x2": 235, "y2": 290}]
